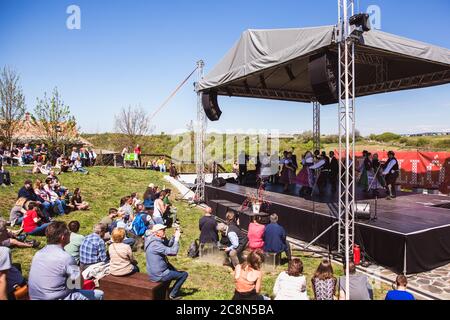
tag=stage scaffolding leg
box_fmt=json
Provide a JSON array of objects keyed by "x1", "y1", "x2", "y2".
[
  {"x1": 313, "y1": 101, "x2": 321, "y2": 151},
  {"x1": 194, "y1": 60, "x2": 207, "y2": 203},
  {"x1": 338, "y1": 0, "x2": 356, "y2": 301}
]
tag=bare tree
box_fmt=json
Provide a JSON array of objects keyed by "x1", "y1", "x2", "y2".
[
  {"x1": 114, "y1": 105, "x2": 153, "y2": 146},
  {"x1": 33, "y1": 87, "x2": 76, "y2": 150},
  {"x1": 0, "y1": 67, "x2": 26, "y2": 147}
]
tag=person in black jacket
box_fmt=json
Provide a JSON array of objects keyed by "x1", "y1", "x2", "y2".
[{"x1": 199, "y1": 207, "x2": 218, "y2": 246}]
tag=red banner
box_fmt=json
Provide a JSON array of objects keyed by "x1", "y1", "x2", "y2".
[{"x1": 338, "y1": 151, "x2": 450, "y2": 194}]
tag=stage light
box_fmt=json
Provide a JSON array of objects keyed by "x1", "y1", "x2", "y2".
[{"x1": 349, "y1": 13, "x2": 371, "y2": 42}]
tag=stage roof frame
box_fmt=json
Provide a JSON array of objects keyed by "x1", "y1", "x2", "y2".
[{"x1": 198, "y1": 25, "x2": 450, "y2": 103}]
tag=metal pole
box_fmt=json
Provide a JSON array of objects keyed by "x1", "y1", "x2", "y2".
[
  {"x1": 194, "y1": 60, "x2": 206, "y2": 203},
  {"x1": 337, "y1": 0, "x2": 355, "y2": 301}
]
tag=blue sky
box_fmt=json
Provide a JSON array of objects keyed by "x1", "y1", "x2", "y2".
[{"x1": 0, "y1": 0, "x2": 449, "y2": 136}]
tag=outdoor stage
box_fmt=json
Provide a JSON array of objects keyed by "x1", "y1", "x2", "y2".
[{"x1": 205, "y1": 183, "x2": 450, "y2": 275}]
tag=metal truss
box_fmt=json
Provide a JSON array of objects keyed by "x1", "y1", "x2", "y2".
[
  {"x1": 218, "y1": 85, "x2": 314, "y2": 103},
  {"x1": 338, "y1": 0, "x2": 356, "y2": 301},
  {"x1": 357, "y1": 69, "x2": 450, "y2": 95},
  {"x1": 194, "y1": 60, "x2": 207, "y2": 203},
  {"x1": 313, "y1": 101, "x2": 321, "y2": 151}
]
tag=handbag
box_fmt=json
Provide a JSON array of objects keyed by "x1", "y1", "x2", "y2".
[{"x1": 13, "y1": 284, "x2": 29, "y2": 300}]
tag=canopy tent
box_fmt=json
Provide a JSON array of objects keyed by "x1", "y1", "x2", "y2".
[{"x1": 198, "y1": 25, "x2": 450, "y2": 102}]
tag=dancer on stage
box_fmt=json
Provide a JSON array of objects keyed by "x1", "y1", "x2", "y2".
[
  {"x1": 357, "y1": 151, "x2": 372, "y2": 192},
  {"x1": 382, "y1": 151, "x2": 399, "y2": 200},
  {"x1": 279, "y1": 151, "x2": 297, "y2": 193},
  {"x1": 296, "y1": 151, "x2": 314, "y2": 196},
  {"x1": 370, "y1": 153, "x2": 385, "y2": 196},
  {"x1": 328, "y1": 151, "x2": 339, "y2": 194},
  {"x1": 310, "y1": 152, "x2": 329, "y2": 196}
]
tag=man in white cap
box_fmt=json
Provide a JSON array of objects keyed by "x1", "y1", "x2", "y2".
[{"x1": 144, "y1": 224, "x2": 187, "y2": 300}]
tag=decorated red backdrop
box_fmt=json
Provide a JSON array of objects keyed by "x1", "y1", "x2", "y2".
[{"x1": 335, "y1": 151, "x2": 450, "y2": 194}]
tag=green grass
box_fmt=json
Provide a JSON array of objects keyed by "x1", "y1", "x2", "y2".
[{"x1": 0, "y1": 166, "x2": 390, "y2": 300}]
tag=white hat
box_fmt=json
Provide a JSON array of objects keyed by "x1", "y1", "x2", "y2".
[
  {"x1": 151, "y1": 224, "x2": 167, "y2": 232},
  {"x1": 148, "y1": 183, "x2": 155, "y2": 188}
]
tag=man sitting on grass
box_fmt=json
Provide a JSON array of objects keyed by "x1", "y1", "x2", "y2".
[
  {"x1": 0, "y1": 163, "x2": 13, "y2": 187},
  {"x1": 28, "y1": 221, "x2": 104, "y2": 300},
  {"x1": 0, "y1": 218, "x2": 40, "y2": 249},
  {"x1": 64, "y1": 221, "x2": 85, "y2": 265}
]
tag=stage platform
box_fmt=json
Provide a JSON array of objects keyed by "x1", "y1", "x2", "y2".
[{"x1": 205, "y1": 183, "x2": 450, "y2": 274}]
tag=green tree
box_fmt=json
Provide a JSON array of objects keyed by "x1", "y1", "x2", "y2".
[
  {"x1": 0, "y1": 67, "x2": 26, "y2": 147},
  {"x1": 33, "y1": 87, "x2": 76, "y2": 150}
]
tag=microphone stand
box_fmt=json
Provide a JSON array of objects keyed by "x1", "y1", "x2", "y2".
[{"x1": 365, "y1": 165, "x2": 382, "y2": 222}]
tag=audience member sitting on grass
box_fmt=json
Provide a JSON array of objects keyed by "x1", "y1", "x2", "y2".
[
  {"x1": 55, "y1": 155, "x2": 70, "y2": 173},
  {"x1": 162, "y1": 189, "x2": 178, "y2": 226},
  {"x1": 311, "y1": 259, "x2": 337, "y2": 300},
  {"x1": 153, "y1": 191, "x2": 167, "y2": 225},
  {"x1": 263, "y1": 214, "x2": 291, "y2": 261},
  {"x1": 32, "y1": 160, "x2": 52, "y2": 175},
  {"x1": 169, "y1": 162, "x2": 180, "y2": 179},
  {"x1": 44, "y1": 178, "x2": 66, "y2": 215},
  {"x1": 273, "y1": 258, "x2": 309, "y2": 300},
  {"x1": 79, "y1": 223, "x2": 109, "y2": 272},
  {"x1": 0, "y1": 246, "x2": 27, "y2": 301},
  {"x1": 64, "y1": 221, "x2": 85, "y2": 265},
  {"x1": 0, "y1": 163, "x2": 13, "y2": 187},
  {"x1": 70, "y1": 188, "x2": 90, "y2": 211},
  {"x1": 9, "y1": 198, "x2": 28, "y2": 227},
  {"x1": 21, "y1": 143, "x2": 33, "y2": 164},
  {"x1": 338, "y1": 261, "x2": 373, "y2": 300},
  {"x1": 22, "y1": 203, "x2": 52, "y2": 236},
  {"x1": 109, "y1": 228, "x2": 139, "y2": 277},
  {"x1": 145, "y1": 224, "x2": 187, "y2": 300},
  {"x1": 143, "y1": 183, "x2": 156, "y2": 210},
  {"x1": 100, "y1": 208, "x2": 119, "y2": 234},
  {"x1": 385, "y1": 275, "x2": 415, "y2": 300},
  {"x1": 233, "y1": 249, "x2": 266, "y2": 300},
  {"x1": 217, "y1": 211, "x2": 248, "y2": 268},
  {"x1": 131, "y1": 204, "x2": 154, "y2": 237},
  {"x1": 28, "y1": 221, "x2": 104, "y2": 300},
  {"x1": 119, "y1": 196, "x2": 134, "y2": 220},
  {"x1": 0, "y1": 218, "x2": 40, "y2": 249},
  {"x1": 72, "y1": 157, "x2": 89, "y2": 174},
  {"x1": 199, "y1": 206, "x2": 218, "y2": 246},
  {"x1": 19, "y1": 180, "x2": 51, "y2": 221},
  {"x1": 247, "y1": 216, "x2": 265, "y2": 251},
  {"x1": 70, "y1": 147, "x2": 79, "y2": 163}
]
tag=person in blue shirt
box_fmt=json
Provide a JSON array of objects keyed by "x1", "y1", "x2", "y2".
[
  {"x1": 385, "y1": 275, "x2": 415, "y2": 300},
  {"x1": 263, "y1": 214, "x2": 291, "y2": 260}
]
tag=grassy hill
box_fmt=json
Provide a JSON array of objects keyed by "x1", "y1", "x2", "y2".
[{"x1": 1, "y1": 167, "x2": 390, "y2": 300}]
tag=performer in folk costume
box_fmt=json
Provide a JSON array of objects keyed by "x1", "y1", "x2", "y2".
[
  {"x1": 357, "y1": 150, "x2": 373, "y2": 192},
  {"x1": 279, "y1": 151, "x2": 297, "y2": 193},
  {"x1": 309, "y1": 152, "x2": 329, "y2": 195},
  {"x1": 382, "y1": 151, "x2": 400, "y2": 200},
  {"x1": 328, "y1": 151, "x2": 339, "y2": 194},
  {"x1": 296, "y1": 151, "x2": 315, "y2": 196},
  {"x1": 370, "y1": 153, "x2": 386, "y2": 194}
]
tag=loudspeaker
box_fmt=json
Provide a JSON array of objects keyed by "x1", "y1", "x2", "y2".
[
  {"x1": 212, "y1": 177, "x2": 226, "y2": 187},
  {"x1": 355, "y1": 203, "x2": 371, "y2": 220},
  {"x1": 308, "y1": 51, "x2": 338, "y2": 105},
  {"x1": 202, "y1": 91, "x2": 222, "y2": 121}
]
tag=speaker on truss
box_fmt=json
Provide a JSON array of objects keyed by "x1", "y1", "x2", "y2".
[
  {"x1": 202, "y1": 91, "x2": 222, "y2": 121},
  {"x1": 308, "y1": 51, "x2": 339, "y2": 105},
  {"x1": 212, "y1": 177, "x2": 227, "y2": 187}
]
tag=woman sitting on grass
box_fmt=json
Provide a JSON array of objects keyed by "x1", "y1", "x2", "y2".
[
  {"x1": 232, "y1": 249, "x2": 266, "y2": 300},
  {"x1": 311, "y1": 259, "x2": 337, "y2": 300},
  {"x1": 273, "y1": 258, "x2": 309, "y2": 300},
  {"x1": 72, "y1": 157, "x2": 89, "y2": 174},
  {"x1": 109, "y1": 228, "x2": 139, "y2": 277},
  {"x1": 247, "y1": 216, "x2": 265, "y2": 251},
  {"x1": 70, "y1": 188, "x2": 90, "y2": 211}
]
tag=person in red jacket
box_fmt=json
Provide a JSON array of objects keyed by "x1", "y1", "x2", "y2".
[{"x1": 22, "y1": 203, "x2": 51, "y2": 236}]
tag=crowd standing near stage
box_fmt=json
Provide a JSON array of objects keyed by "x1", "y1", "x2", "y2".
[{"x1": 0, "y1": 144, "x2": 412, "y2": 301}]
